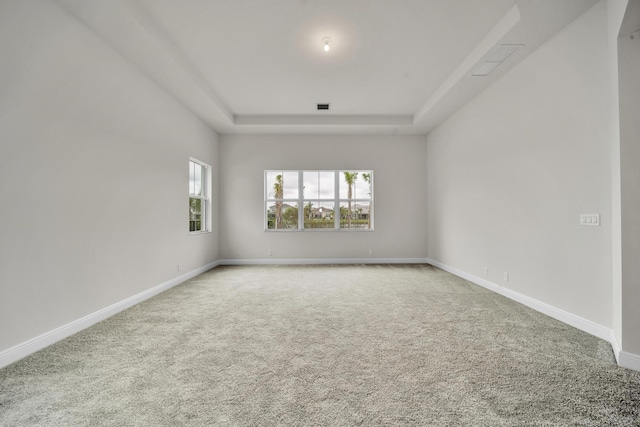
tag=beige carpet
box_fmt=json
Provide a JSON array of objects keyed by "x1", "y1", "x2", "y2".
[{"x1": 1, "y1": 264, "x2": 639, "y2": 425}]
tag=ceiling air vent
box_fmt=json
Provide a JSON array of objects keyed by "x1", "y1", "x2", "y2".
[
  {"x1": 472, "y1": 44, "x2": 523, "y2": 77},
  {"x1": 317, "y1": 103, "x2": 330, "y2": 111}
]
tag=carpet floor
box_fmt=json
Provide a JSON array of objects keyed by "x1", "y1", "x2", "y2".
[{"x1": 1, "y1": 264, "x2": 639, "y2": 426}]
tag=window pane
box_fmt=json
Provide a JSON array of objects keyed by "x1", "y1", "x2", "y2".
[
  {"x1": 339, "y1": 171, "x2": 360, "y2": 199},
  {"x1": 189, "y1": 161, "x2": 195, "y2": 195},
  {"x1": 282, "y1": 171, "x2": 298, "y2": 199},
  {"x1": 189, "y1": 161, "x2": 206, "y2": 197},
  {"x1": 194, "y1": 163, "x2": 203, "y2": 196},
  {"x1": 303, "y1": 201, "x2": 335, "y2": 229},
  {"x1": 319, "y1": 172, "x2": 335, "y2": 199},
  {"x1": 303, "y1": 171, "x2": 335, "y2": 200},
  {"x1": 265, "y1": 171, "x2": 282, "y2": 199},
  {"x1": 339, "y1": 201, "x2": 368, "y2": 229},
  {"x1": 266, "y1": 201, "x2": 298, "y2": 230},
  {"x1": 266, "y1": 171, "x2": 298, "y2": 199},
  {"x1": 189, "y1": 197, "x2": 202, "y2": 232},
  {"x1": 339, "y1": 171, "x2": 372, "y2": 200},
  {"x1": 355, "y1": 172, "x2": 372, "y2": 200},
  {"x1": 303, "y1": 172, "x2": 318, "y2": 199}
]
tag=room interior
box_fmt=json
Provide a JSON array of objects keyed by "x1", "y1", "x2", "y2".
[{"x1": 0, "y1": 0, "x2": 639, "y2": 385}]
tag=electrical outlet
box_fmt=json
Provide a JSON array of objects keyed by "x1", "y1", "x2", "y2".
[
  {"x1": 503, "y1": 272, "x2": 509, "y2": 282},
  {"x1": 178, "y1": 264, "x2": 181, "y2": 272},
  {"x1": 368, "y1": 249, "x2": 373, "y2": 256},
  {"x1": 483, "y1": 266, "x2": 489, "y2": 276},
  {"x1": 267, "y1": 249, "x2": 272, "y2": 257}
]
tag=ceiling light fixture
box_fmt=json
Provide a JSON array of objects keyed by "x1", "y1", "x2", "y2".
[{"x1": 322, "y1": 37, "x2": 331, "y2": 52}]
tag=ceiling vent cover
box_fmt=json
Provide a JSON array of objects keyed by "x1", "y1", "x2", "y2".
[
  {"x1": 472, "y1": 44, "x2": 523, "y2": 77},
  {"x1": 317, "y1": 103, "x2": 330, "y2": 110}
]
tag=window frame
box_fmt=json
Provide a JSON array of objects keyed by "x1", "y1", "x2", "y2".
[
  {"x1": 265, "y1": 170, "x2": 373, "y2": 232},
  {"x1": 189, "y1": 158, "x2": 212, "y2": 234}
]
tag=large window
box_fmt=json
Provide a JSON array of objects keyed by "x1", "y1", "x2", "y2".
[
  {"x1": 189, "y1": 159, "x2": 211, "y2": 233},
  {"x1": 265, "y1": 170, "x2": 373, "y2": 231}
]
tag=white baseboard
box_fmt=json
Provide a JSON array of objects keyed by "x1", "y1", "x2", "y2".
[
  {"x1": 618, "y1": 350, "x2": 640, "y2": 372},
  {"x1": 426, "y1": 258, "x2": 640, "y2": 372},
  {"x1": 217, "y1": 257, "x2": 430, "y2": 266},
  {"x1": 609, "y1": 327, "x2": 640, "y2": 372},
  {"x1": 609, "y1": 326, "x2": 640, "y2": 371},
  {"x1": 0, "y1": 260, "x2": 220, "y2": 370},
  {"x1": 610, "y1": 332, "x2": 621, "y2": 364}
]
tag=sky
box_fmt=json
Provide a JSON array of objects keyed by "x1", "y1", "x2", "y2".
[{"x1": 265, "y1": 170, "x2": 372, "y2": 200}]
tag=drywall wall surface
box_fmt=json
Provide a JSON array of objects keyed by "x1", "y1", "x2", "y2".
[
  {"x1": 0, "y1": 1, "x2": 219, "y2": 352},
  {"x1": 608, "y1": 0, "x2": 630, "y2": 355},
  {"x1": 619, "y1": 0, "x2": 640, "y2": 355},
  {"x1": 219, "y1": 134, "x2": 428, "y2": 261},
  {"x1": 427, "y1": 1, "x2": 613, "y2": 327}
]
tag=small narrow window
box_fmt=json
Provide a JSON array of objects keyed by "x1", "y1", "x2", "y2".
[{"x1": 189, "y1": 159, "x2": 211, "y2": 233}]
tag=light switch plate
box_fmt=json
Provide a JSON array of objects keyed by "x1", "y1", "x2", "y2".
[{"x1": 580, "y1": 214, "x2": 600, "y2": 226}]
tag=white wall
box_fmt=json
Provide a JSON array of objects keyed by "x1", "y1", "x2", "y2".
[
  {"x1": 618, "y1": 0, "x2": 640, "y2": 356},
  {"x1": 219, "y1": 134, "x2": 427, "y2": 262},
  {"x1": 427, "y1": 2, "x2": 613, "y2": 328},
  {"x1": 0, "y1": 1, "x2": 219, "y2": 354},
  {"x1": 608, "y1": 0, "x2": 629, "y2": 357}
]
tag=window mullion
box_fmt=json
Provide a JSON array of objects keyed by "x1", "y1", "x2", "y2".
[
  {"x1": 202, "y1": 165, "x2": 207, "y2": 227},
  {"x1": 298, "y1": 170, "x2": 304, "y2": 230},
  {"x1": 334, "y1": 171, "x2": 340, "y2": 229}
]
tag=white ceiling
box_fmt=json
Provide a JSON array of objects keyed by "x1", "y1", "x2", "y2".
[{"x1": 57, "y1": 0, "x2": 598, "y2": 135}]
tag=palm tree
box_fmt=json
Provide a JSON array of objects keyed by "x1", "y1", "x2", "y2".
[
  {"x1": 274, "y1": 174, "x2": 283, "y2": 229},
  {"x1": 362, "y1": 172, "x2": 372, "y2": 228},
  {"x1": 343, "y1": 171, "x2": 358, "y2": 228}
]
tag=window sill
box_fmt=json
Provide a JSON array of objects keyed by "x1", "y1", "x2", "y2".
[{"x1": 265, "y1": 228, "x2": 374, "y2": 233}]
